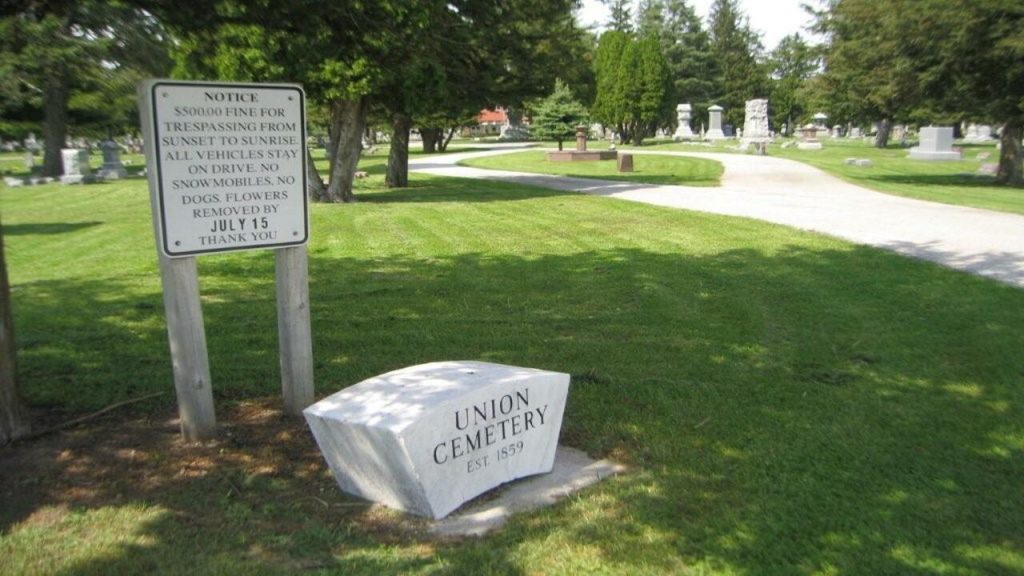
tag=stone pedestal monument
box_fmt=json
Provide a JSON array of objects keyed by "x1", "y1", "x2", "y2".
[
  {"x1": 673, "y1": 103, "x2": 695, "y2": 141},
  {"x1": 97, "y1": 139, "x2": 128, "y2": 179},
  {"x1": 909, "y1": 126, "x2": 961, "y2": 161},
  {"x1": 706, "y1": 105, "x2": 726, "y2": 141},
  {"x1": 547, "y1": 125, "x2": 617, "y2": 161},
  {"x1": 60, "y1": 149, "x2": 94, "y2": 184}
]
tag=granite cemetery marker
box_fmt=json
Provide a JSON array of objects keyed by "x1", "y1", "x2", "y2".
[
  {"x1": 139, "y1": 80, "x2": 313, "y2": 439},
  {"x1": 304, "y1": 361, "x2": 570, "y2": 519}
]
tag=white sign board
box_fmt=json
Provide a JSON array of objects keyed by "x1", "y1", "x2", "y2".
[{"x1": 141, "y1": 80, "x2": 308, "y2": 257}]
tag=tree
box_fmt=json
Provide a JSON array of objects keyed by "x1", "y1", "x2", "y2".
[
  {"x1": 815, "y1": 0, "x2": 929, "y2": 148},
  {"x1": 0, "y1": 223, "x2": 29, "y2": 446},
  {"x1": 0, "y1": 2, "x2": 171, "y2": 177},
  {"x1": 708, "y1": 0, "x2": 767, "y2": 127},
  {"x1": 604, "y1": 0, "x2": 633, "y2": 33},
  {"x1": 817, "y1": 0, "x2": 1022, "y2": 182},
  {"x1": 594, "y1": 32, "x2": 673, "y2": 145},
  {"x1": 769, "y1": 33, "x2": 819, "y2": 133},
  {"x1": 637, "y1": 0, "x2": 717, "y2": 128},
  {"x1": 935, "y1": 1, "x2": 1024, "y2": 185},
  {"x1": 592, "y1": 30, "x2": 630, "y2": 138},
  {"x1": 530, "y1": 79, "x2": 589, "y2": 150}
]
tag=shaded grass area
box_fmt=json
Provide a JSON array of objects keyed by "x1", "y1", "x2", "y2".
[
  {"x1": 1, "y1": 155, "x2": 1023, "y2": 574},
  {"x1": 459, "y1": 150, "x2": 723, "y2": 187}
]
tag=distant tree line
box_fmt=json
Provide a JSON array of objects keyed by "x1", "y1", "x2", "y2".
[{"x1": 0, "y1": 0, "x2": 1020, "y2": 190}]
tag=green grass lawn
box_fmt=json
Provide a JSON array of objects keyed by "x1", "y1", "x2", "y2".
[
  {"x1": 637, "y1": 137, "x2": 1022, "y2": 216},
  {"x1": 1, "y1": 151, "x2": 1023, "y2": 574},
  {"x1": 459, "y1": 149, "x2": 723, "y2": 186}
]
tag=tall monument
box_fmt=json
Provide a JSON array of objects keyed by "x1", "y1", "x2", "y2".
[{"x1": 706, "y1": 105, "x2": 725, "y2": 141}]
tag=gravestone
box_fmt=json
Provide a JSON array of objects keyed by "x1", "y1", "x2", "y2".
[
  {"x1": 706, "y1": 105, "x2": 726, "y2": 140},
  {"x1": 60, "y1": 149, "x2": 94, "y2": 184},
  {"x1": 304, "y1": 361, "x2": 570, "y2": 519},
  {"x1": 963, "y1": 123, "x2": 994, "y2": 142},
  {"x1": 97, "y1": 139, "x2": 128, "y2": 179},
  {"x1": 741, "y1": 99, "x2": 770, "y2": 142},
  {"x1": 849, "y1": 127, "x2": 862, "y2": 139},
  {"x1": 723, "y1": 124, "x2": 735, "y2": 138},
  {"x1": 673, "y1": 103, "x2": 695, "y2": 141},
  {"x1": 909, "y1": 126, "x2": 961, "y2": 161},
  {"x1": 617, "y1": 153, "x2": 633, "y2": 172}
]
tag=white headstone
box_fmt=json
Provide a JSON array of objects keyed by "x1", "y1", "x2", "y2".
[
  {"x1": 673, "y1": 103, "x2": 695, "y2": 141},
  {"x1": 60, "y1": 149, "x2": 93, "y2": 184},
  {"x1": 304, "y1": 361, "x2": 570, "y2": 519},
  {"x1": 741, "y1": 99, "x2": 770, "y2": 142},
  {"x1": 963, "y1": 123, "x2": 994, "y2": 142},
  {"x1": 706, "y1": 105, "x2": 726, "y2": 141},
  {"x1": 909, "y1": 126, "x2": 961, "y2": 161}
]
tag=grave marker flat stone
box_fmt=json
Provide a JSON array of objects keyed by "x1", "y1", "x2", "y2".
[{"x1": 304, "y1": 361, "x2": 570, "y2": 519}]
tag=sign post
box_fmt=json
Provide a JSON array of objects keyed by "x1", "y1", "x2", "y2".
[{"x1": 139, "y1": 79, "x2": 312, "y2": 439}]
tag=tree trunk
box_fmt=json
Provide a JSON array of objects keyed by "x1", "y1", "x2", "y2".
[
  {"x1": 0, "y1": 224, "x2": 30, "y2": 445},
  {"x1": 42, "y1": 64, "x2": 70, "y2": 178},
  {"x1": 421, "y1": 127, "x2": 441, "y2": 153},
  {"x1": 631, "y1": 121, "x2": 644, "y2": 146},
  {"x1": 997, "y1": 120, "x2": 1022, "y2": 187},
  {"x1": 874, "y1": 118, "x2": 891, "y2": 149},
  {"x1": 440, "y1": 127, "x2": 456, "y2": 152},
  {"x1": 325, "y1": 97, "x2": 368, "y2": 203},
  {"x1": 305, "y1": 147, "x2": 327, "y2": 202},
  {"x1": 386, "y1": 112, "x2": 412, "y2": 188}
]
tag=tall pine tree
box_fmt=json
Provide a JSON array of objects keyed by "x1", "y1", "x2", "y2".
[{"x1": 708, "y1": 0, "x2": 767, "y2": 127}]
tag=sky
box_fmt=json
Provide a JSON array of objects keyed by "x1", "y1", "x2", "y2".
[{"x1": 577, "y1": 0, "x2": 821, "y2": 51}]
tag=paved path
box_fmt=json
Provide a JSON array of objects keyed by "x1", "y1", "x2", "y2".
[{"x1": 410, "y1": 148, "x2": 1024, "y2": 288}]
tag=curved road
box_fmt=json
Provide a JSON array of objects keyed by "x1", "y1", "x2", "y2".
[{"x1": 410, "y1": 148, "x2": 1024, "y2": 288}]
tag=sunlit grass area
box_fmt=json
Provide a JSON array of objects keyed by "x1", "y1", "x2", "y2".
[{"x1": 459, "y1": 149, "x2": 723, "y2": 186}]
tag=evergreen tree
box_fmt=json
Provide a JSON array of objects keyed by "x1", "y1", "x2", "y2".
[
  {"x1": 769, "y1": 33, "x2": 819, "y2": 133},
  {"x1": 604, "y1": 0, "x2": 633, "y2": 33},
  {"x1": 530, "y1": 79, "x2": 589, "y2": 150},
  {"x1": 637, "y1": 0, "x2": 717, "y2": 127},
  {"x1": 592, "y1": 30, "x2": 630, "y2": 136},
  {"x1": 818, "y1": 0, "x2": 1023, "y2": 183},
  {"x1": 0, "y1": 2, "x2": 171, "y2": 177},
  {"x1": 708, "y1": 0, "x2": 767, "y2": 127}
]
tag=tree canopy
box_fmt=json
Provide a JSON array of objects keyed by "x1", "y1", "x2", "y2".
[{"x1": 530, "y1": 79, "x2": 589, "y2": 150}]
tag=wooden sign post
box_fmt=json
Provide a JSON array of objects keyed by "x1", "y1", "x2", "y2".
[{"x1": 139, "y1": 80, "x2": 313, "y2": 440}]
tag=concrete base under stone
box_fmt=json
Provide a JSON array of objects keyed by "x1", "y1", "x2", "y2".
[
  {"x1": 908, "y1": 148, "x2": 961, "y2": 161},
  {"x1": 797, "y1": 142, "x2": 823, "y2": 150},
  {"x1": 430, "y1": 445, "x2": 625, "y2": 537},
  {"x1": 705, "y1": 130, "x2": 726, "y2": 141},
  {"x1": 547, "y1": 150, "x2": 618, "y2": 162}
]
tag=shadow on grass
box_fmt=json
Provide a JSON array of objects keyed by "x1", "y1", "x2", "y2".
[
  {"x1": 865, "y1": 173, "x2": 999, "y2": 188},
  {"x1": 2, "y1": 242, "x2": 1022, "y2": 574},
  {"x1": 357, "y1": 174, "x2": 575, "y2": 204},
  {"x1": 3, "y1": 222, "x2": 102, "y2": 236}
]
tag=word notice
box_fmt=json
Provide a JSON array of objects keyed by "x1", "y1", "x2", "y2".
[{"x1": 143, "y1": 80, "x2": 308, "y2": 256}]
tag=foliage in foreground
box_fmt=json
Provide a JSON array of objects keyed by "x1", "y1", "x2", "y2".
[{"x1": 0, "y1": 158, "x2": 1022, "y2": 574}]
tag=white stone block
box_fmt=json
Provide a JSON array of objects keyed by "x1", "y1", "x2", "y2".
[
  {"x1": 910, "y1": 126, "x2": 961, "y2": 161},
  {"x1": 304, "y1": 361, "x2": 570, "y2": 519}
]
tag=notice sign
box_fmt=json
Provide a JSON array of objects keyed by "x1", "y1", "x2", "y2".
[{"x1": 141, "y1": 80, "x2": 308, "y2": 257}]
